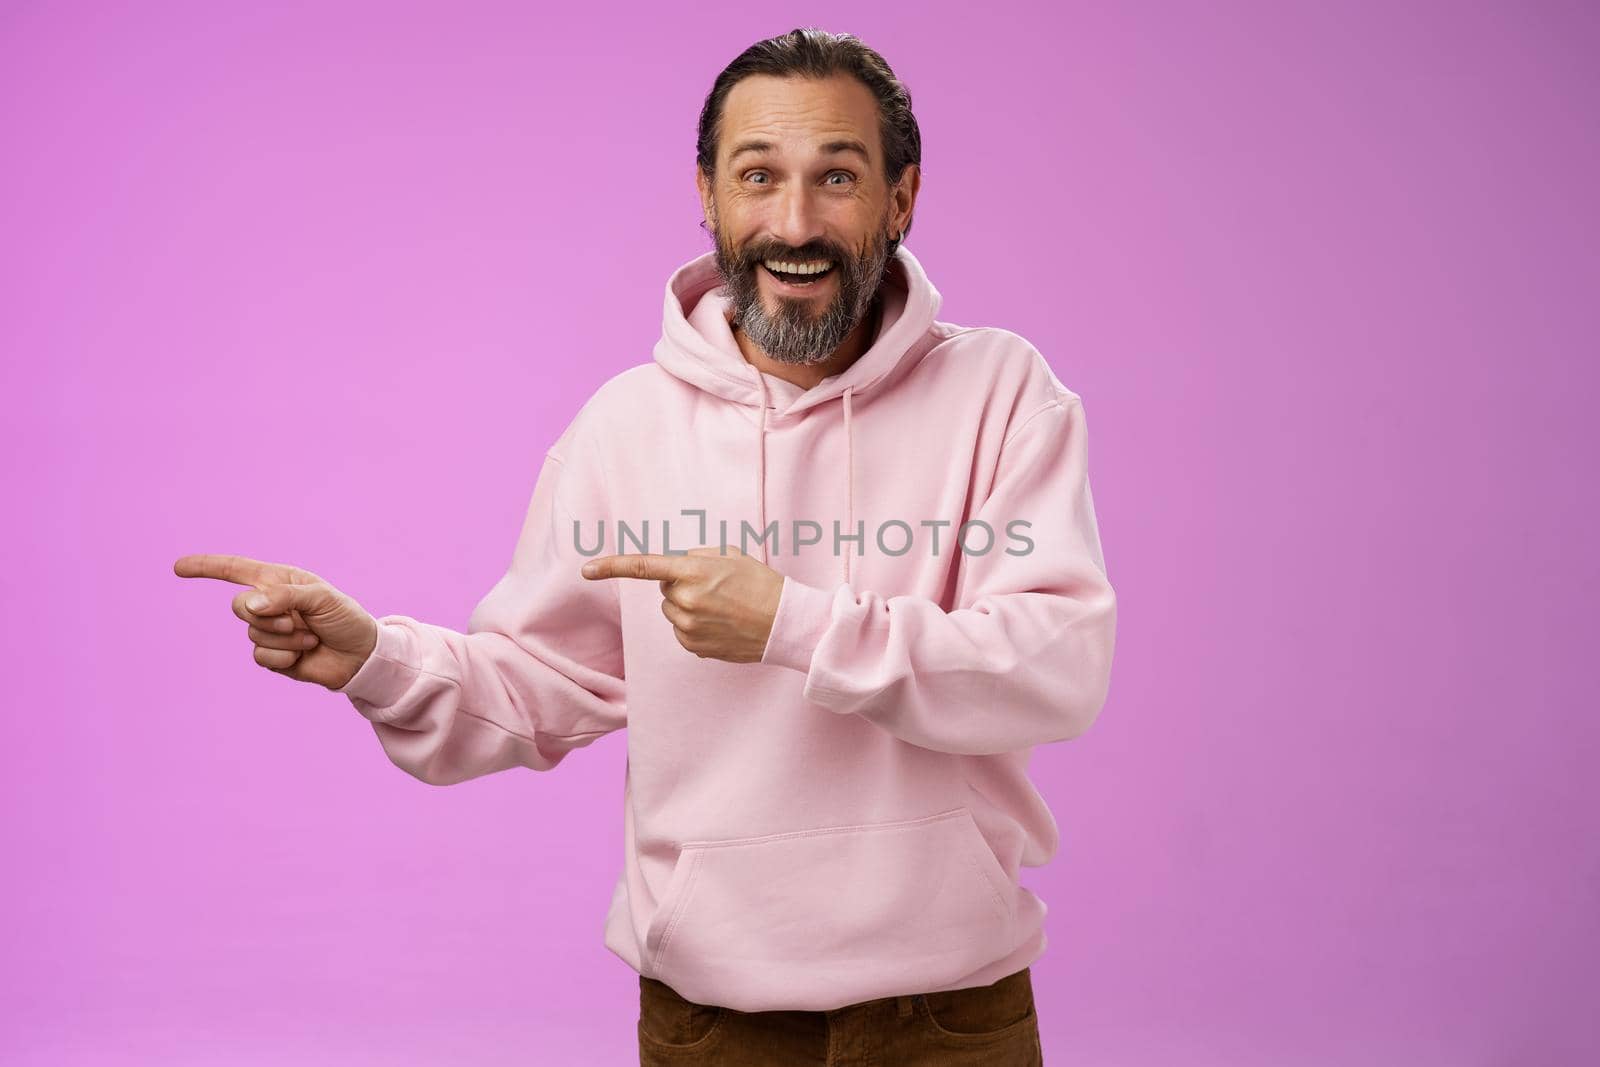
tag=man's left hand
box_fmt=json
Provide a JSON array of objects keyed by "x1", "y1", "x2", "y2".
[{"x1": 580, "y1": 545, "x2": 784, "y2": 663}]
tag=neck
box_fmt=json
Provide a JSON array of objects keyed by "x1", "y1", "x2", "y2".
[{"x1": 733, "y1": 296, "x2": 882, "y2": 391}]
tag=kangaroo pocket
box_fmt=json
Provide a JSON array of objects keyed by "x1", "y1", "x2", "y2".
[{"x1": 642, "y1": 807, "x2": 1017, "y2": 1013}]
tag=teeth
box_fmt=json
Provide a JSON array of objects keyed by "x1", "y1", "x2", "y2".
[{"x1": 763, "y1": 259, "x2": 834, "y2": 275}]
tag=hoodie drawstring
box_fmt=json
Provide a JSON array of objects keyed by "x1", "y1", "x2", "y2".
[
  {"x1": 754, "y1": 371, "x2": 769, "y2": 566},
  {"x1": 841, "y1": 385, "x2": 854, "y2": 585},
  {"x1": 751, "y1": 374, "x2": 855, "y2": 586}
]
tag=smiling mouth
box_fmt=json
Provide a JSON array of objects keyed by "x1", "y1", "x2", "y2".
[{"x1": 761, "y1": 263, "x2": 836, "y2": 290}]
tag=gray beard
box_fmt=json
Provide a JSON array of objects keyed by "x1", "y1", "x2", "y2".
[{"x1": 714, "y1": 232, "x2": 893, "y2": 366}]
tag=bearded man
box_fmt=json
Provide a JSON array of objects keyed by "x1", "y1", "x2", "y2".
[{"x1": 177, "y1": 27, "x2": 1116, "y2": 1067}]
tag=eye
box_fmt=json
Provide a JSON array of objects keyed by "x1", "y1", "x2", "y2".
[
  {"x1": 745, "y1": 171, "x2": 770, "y2": 185},
  {"x1": 826, "y1": 171, "x2": 856, "y2": 186}
]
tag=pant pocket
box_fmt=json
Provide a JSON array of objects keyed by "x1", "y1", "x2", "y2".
[
  {"x1": 642, "y1": 807, "x2": 1016, "y2": 1013},
  {"x1": 915, "y1": 966, "x2": 1038, "y2": 1042},
  {"x1": 637, "y1": 975, "x2": 729, "y2": 1056}
]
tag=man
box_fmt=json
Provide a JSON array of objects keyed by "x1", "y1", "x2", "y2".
[{"x1": 175, "y1": 28, "x2": 1115, "y2": 1066}]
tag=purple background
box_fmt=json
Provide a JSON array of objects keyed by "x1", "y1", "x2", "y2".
[{"x1": 4, "y1": 2, "x2": 1596, "y2": 1064}]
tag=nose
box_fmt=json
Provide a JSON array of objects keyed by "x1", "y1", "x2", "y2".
[{"x1": 768, "y1": 181, "x2": 827, "y2": 254}]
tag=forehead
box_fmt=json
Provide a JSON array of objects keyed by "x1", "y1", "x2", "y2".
[{"x1": 718, "y1": 74, "x2": 880, "y2": 160}]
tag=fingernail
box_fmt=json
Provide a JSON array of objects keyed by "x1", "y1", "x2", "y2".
[
  {"x1": 246, "y1": 594, "x2": 267, "y2": 611},
  {"x1": 301, "y1": 634, "x2": 318, "y2": 648}
]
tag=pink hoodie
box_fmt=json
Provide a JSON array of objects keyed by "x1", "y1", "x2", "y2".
[{"x1": 335, "y1": 245, "x2": 1118, "y2": 1013}]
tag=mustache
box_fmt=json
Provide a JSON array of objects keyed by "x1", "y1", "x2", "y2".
[{"x1": 740, "y1": 245, "x2": 847, "y2": 266}]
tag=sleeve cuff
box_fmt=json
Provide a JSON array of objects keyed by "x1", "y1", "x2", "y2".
[
  {"x1": 760, "y1": 576, "x2": 838, "y2": 674},
  {"x1": 335, "y1": 620, "x2": 418, "y2": 715}
]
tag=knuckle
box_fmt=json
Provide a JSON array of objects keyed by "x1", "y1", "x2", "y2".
[{"x1": 253, "y1": 645, "x2": 296, "y2": 668}]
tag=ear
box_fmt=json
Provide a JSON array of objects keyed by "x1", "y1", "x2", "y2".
[
  {"x1": 695, "y1": 166, "x2": 716, "y2": 228},
  {"x1": 891, "y1": 163, "x2": 921, "y2": 240}
]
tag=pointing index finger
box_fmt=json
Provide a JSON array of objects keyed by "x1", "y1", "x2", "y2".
[
  {"x1": 173, "y1": 553, "x2": 272, "y2": 586},
  {"x1": 580, "y1": 554, "x2": 692, "y2": 582}
]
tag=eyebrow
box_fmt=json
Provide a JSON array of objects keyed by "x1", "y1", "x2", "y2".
[{"x1": 727, "y1": 138, "x2": 873, "y2": 167}]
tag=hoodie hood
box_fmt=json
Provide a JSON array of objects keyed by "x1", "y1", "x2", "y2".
[{"x1": 652, "y1": 245, "x2": 943, "y2": 583}]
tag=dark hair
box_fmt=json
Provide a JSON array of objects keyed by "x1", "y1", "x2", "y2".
[{"x1": 696, "y1": 28, "x2": 922, "y2": 246}]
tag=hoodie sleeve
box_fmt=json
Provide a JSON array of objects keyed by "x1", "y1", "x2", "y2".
[
  {"x1": 758, "y1": 394, "x2": 1116, "y2": 756},
  {"x1": 335, "y1": 439, "x2": 626, "y2": 785}
]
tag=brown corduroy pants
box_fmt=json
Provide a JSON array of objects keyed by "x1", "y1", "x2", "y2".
[{"x1": 638, "y1": 965, "x2": 1043, "y2": 1065}]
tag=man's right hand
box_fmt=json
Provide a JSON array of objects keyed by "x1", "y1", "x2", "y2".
[{"x1": 173, "y1": 553, "x2": 380, "y2": 690}]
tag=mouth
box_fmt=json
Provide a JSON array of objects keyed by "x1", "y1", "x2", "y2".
[{"x1": 759, "y1": 259, "x2": 837, "y2": 294}]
